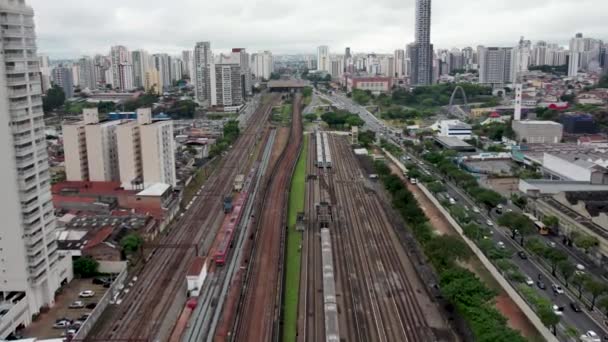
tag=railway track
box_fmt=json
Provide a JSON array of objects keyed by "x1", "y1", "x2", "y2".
[
  {"x1": 319, "y1": 134, "x2": 439, "y2": 342},
  {"x1": 233, "y1": 94, "x2": 303, "y2": 342},
  {"x1": 87, "y1": 94, "x2": 279, "y2": 341}
]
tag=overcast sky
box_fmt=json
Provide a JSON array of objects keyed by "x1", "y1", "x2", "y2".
[{"x1": 29, "y1": 0, "x2": 607, "y2": 59}]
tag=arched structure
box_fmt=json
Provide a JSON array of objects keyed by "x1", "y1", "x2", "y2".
[{"x1": 448, "y1": 86, "x2": 469, "y2": 116}]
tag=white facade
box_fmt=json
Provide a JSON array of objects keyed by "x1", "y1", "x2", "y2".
[
  {"x1": 394, "y1": 49, "x2": 406, "y2": 77},
  {"x1": 437, "y1": 120, "x2": 472, "y2": 140},
  {"x1": 511, "y1": 37, "x2": 531, "y2": 82},
  {"x1": 543, "y1": 153, "x2": 594, "y2": 182},
  {"x1": 317, "y1": 45, "x2": 330, "y2": 72},
  {"x1": 478, "y1": 46, "x2": 513, "y2": 85},
  {"x1": 194, "y1": 42, "x2": 214, "y2": 108},
  {"x1": 77, "y1": 56, "x2": 96, "y2": 90},
  {"x1": 329, "y1": 56, "x2": 343, "y2": 79},
  {"x1": 110, "y1": 45, "x2": 134, "y2": 91},
  {"x1": 131, "y1": 49, "x2": 150, "y2": 89},
  {"x1": 182, "y1": 50, "x2": 194, "y2": 81},
  {"x1": 140, "y1": 116, "x2": 176, "y2": 187},
  {"x1": 153, "y1": 53, "x2": 172, "y2": 89},
  {"x1": 251, "y1": 51, "x2": 273, "y2": 81},
  {"x1": 0, "y1": 0, "x2": 71, "y2": 336}
]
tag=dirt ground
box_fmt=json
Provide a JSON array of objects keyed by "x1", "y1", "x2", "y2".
[{"x1": 21, "y1": 279, "x2": 107, "y2": 339}]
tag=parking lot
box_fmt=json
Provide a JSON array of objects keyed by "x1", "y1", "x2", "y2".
[{"x1": 21, "y1": 278, "x2": 107, "y2": 339}]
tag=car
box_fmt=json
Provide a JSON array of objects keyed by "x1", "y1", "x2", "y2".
[
  {"x1": 86, "y1": 302, "x2": 97, "y2": 309},
  {"x1": 69, "y1": 301, "x2": 84, "y2": 309},
  {"x1": 79, "y1": 290, "x2": 95, "y2": 298},
  {"x1": 546, "y1": 241, "x2": 557, "y2": 248},
  {"x1": 553, "y1": 305, "x2": 564, "y2": 316},
  {"x1": 577, "y1": 264, "x2": 586, "y2": 271},
  {"x1": 525, "y1": 277, "x2": 534, "y2": 286},
  {"x1": 497, "y1": 241, "x2": 506, "y2": 249},
  {"x1": 53, "y1": 321, "x2": 70, "y2": 329},
  {"x1": 473, "y1": 207, "x2": 480, "y2": 213},
  {"x1": 517, "y1": 251, "x2": 528, "y2": 260},
  {"x1": 580, "y1": 330, "x2": 601, "y2": 342},
  {"x1": 79, "y1": 313, "x2": 91, "y2": 321},
  {"x1": 570, "y1": 301, "x2": 582, "y2": 312},
  {"x1": 552, "y1": 284, "x2": 565, "y2": 295},
  {"x1": 92, "y1": 277, "x2": 109, "y2": 285},
  {"x1": 449, "y1": 198, "x2": 456, "y2": 205},
  {"x1": 537, "y1": 281, "x2": 546, "y2": 290},
  {"x1": 486, "y1": 220, "x2": 494, "y2": 227}
]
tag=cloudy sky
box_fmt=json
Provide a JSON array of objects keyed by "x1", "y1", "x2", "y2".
[{"x1": 29, "y1": 0, "x2": 607, "y2": 59}]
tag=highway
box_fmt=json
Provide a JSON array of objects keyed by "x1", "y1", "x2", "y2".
[{"x1": 320, "y1": 89, "x2": 608, "y2": 340}]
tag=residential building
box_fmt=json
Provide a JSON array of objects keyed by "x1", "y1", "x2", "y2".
[
  {"x1": 171, "y1": 58, "x2": 183, "y2": 83},
  {"x1": 512, "y1": 36, "x2": 531, "y2": 81},
  {"x1": 214, "y1": 60, "x2": 243, "y2": 108},
  {"x1": 410, "y1": 0, "x2": 433, "y2": 86},
  {"x1": 153, "y1": 53, "x2": 172, "y2": 90},
  {"x1": 38, "y1": 54, "x2": 51, "y2": 91},
  {"x1": 71, "y1": 63, "x2": 80, "y2": 88},
  {"x1": 110, "y1": 45, "x2": 134, "y2": 91},
  {"x1": 182, "y1": 50, "x2": 194, "y2": 80},
  {"x1": 131, "y1": 50, "x2": 151, "y2": 89},
  {"x1": 144, "y1": 69, "x2": 161, "y2": 95},
  {"x1": 51, "y1": 65, "x2": 73, "y2": 99},
  {"x1": 231, "y1": 48, "x2": 252, "y2": 97},
  {"x1": 251, "y1": 51, "x2": 273, "y2": 80},
  {"x1": 317, "y1": 45, "x2": 330, "y2": 72},
  {"x1": 194, "y1": 41, "x2": 214, "y2": 108},
  {"x1": 345, "y1": 75, "x2": 392, "y2": 94},
  {"x1": 0, "y1": 0, "x2": 73, "y2": 336},
  {"x1": 478, "y1": 46, "x2": 513, "y2": 85},
  {"x1": 94, "y1": 54, "x2": 110, "y2": 86},
  {"x1": 512, "y1": 120, "x2": 563, "y2": 143},
  {"x1": 77, "y1": 56, "x2": 96, "y2": 90},
  {"x1": 329, "y1": 56, "x2": 344, "y2": 79},
  {"x1": 394, "y1": 49, "x2": 406, "y2": 77}
]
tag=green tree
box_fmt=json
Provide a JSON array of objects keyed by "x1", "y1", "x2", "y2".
[
  {"x1": 302, "y1": 86, "x2": 313, "y2": 98},
  {"x1": 585, "y1": 279, "x2": 607, "y2": 310},
  {"x1": 73, "y1": 257, "x2": 99, "y2": 278},
  {"x1": 425, "y1": 235, "x2": 471, "y2": 269},
  {"x1": 121, "y1": 233, "x2": 144, "y2": 255},
  {"x1": 538, "y1": 305, "x2": 560, "y2": 335},
  {"x1": 572, "y1": 273, "x2": 590, "y2": 300},
  {"x1": 542, "y1": 216, "x2": 559, "y2": 231},
  {"x1": 345, "y1": 115, "x2": 365, "y2": 127},
  {"x1": 558, "y1": 260, "x2": 575, "y2": 288},
  {"x1": 475, "y1": 189, "x2": 504, "y2": 214},
  {"x1": 544, "y1": 248, "x2": 567, "y2": 277},
  {"x1": 427, "y1": 181, "x2": 445, "y2": 194},
  {"x1": 598, "y1": 296, "x2": 608, "y2": 316},
  {"x1": 526, "y1": 238, "x2": 547, "y2": 256},
  {"x1": 304, "y1": 113, "x2": 317, "y2": 122},
  {"x1": 43, "y1": 85, "x2": 66, "y2": 112},
  {"x1": 269, "y1": 72, "x2": 281, "y2": 80},
  {"x1": 497, "y1": 212, "x2": 535, "y2": 246},
  {"x1": 574, "y1": 234, "x2": 600, "y2": 254}
]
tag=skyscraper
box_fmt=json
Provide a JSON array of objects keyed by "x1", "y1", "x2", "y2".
[
  {"x1": 182, "y1": 50, "x2": 194, "y2": 80},
  {"x1": 153, "y1": 53, "x2": 172, "y2": 90},
  {"x1": 52, "y1": 65, "x2": 74, "y2": 99},
  {"x1": 214, "y1": 57, "x2": 243, "y2": 108},
  {"x1": 478, "y1": 46, "x2": 513, "y2": 85},
  {"x1": 77, "y1": 56, "x2": 96, "y2": 90},
  {"x1": 317, "y1": 45, "x2": 330, "y2": 72},
  {"x1": 0, "y1": 0, "x2": 71, "y2": 331},
  {"x1": 251, "y1": 51, "x2": 273, "y2": 80},
  {"x1": 231, "y1": 48, "x2": 252, "y2": 97},
  {"x1": 131, "y1": 50, "x2": 151, "y2": 89},
  {"x1": 394, "y1": 49, "x2": 406, "y2": 77},
  {"x1": 410, "y1": 0, "x2": 433, "y2": 86},
  {"x1": 511, "y1": 36, "x2": 532, "y2": 82},
  {"x1": 110, "y1": 45, "x2": 134, "y2": 91},
  {"x1": 194, "y1": 41, "x2": 214, "y2": 108}
]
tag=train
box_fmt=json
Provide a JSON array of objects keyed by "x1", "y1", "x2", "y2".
[
  {"x1": 315, "y1": 130, "x2": 333, "y2": 169},
  {"x1": 320, "y1": 228, "x2": 340, "y2": 342},
  {"x1": 214, "y1": 169, "x2": 256, "y2": 266}
]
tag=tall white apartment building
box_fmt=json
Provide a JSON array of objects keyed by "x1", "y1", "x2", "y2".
[
  {"x1": 329, "y1": 56, "x2": 344, "y2": 79},
  {"x1": 394, "y1": 49, "x2": 406, "y2": 77},
  {"x1": 38, "y1": 53, "x2": 50, "y2": 91},
  {"x1": 194, "y1": 41, "x2": 214, "y2": 108},
  {"x1": 182, "y1": 50, "x2": 194, "y2": 81},
  {"x1": 231, "y1": 48, "x2": 251, "y2": 97},
  {"x1": 0, "y1": 0, "x2": 73, "y2": 336},
  {"x1": 478, "y1": 46, "x2": 513, "y2": 85},
  {"x1": 170, "y1": 57, "x2": 183, "y2": 83},
  {"x1": 131, "y1": 50, "x2": 151, "y2": 89},
  {"x1": 317, "y1": 45, "x2": 329, "y2": 72},
  {"x1": 511, "y1": 37, "x2": 531, "y2": 82},
  {"x1": 251, "y1": 51, "x2": 273, "y2": 81},
  {"x1": 153, "y1": 53, "x2": 172, "y2": 90},
  {"x1": 77, "y1": 56, "x2": 96, "y2": 90},
  {"x1": 110, "y1": 45, "x2": 134, "y2": 91},
  {"x1": 63, "y1": 108, "x2": 176, "y2": 188},
  {"x1": 214, "y1": 55, "x2": 243, "y2": 108}
]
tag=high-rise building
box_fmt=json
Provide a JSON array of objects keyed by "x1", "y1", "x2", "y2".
[
  {"x1": 0, "y1": 0, "x2": 72, "y2": 333},
  {"x1": 478, "y1": 46, "x2": 513, "y2": 85},
  {"x1": 94, "y1": 54, "x2": 110, "y2": 86},
  {"x1": 231, "y1": 48, "x2": 252, "y2": 97},
  {"x1": 153, "y1": 53, "x2": 172, "y2": 90},
  {"x1": 51, "y1": 65, "x2": 74, "y2": 99},
  {"x1": 171, "y1": 58, "x2": 183, "y2": 83},
  {"x1": 131, "y1": 50, "x2": 150, "y2": 89},
  {"x1": 38, "y1": 54, "x2": 51, "y2": 92},
  {"x1": 569, "y1": 33, "x2": 603, "y2": 76},
  {"x1": 330, "y1": 56, "x2": 344, "y2": 79},
  {"x1": 110, "y1": 45, "x2": 134, "y2": 91},
  {"x1": 410, "y1": 0, "x2": 433, "y2": 85},
  {"x1": 317, "y1": 45, "x2": 330, "y2": 72},
  {"x1": 461, "y1": 47, "x2": 474, "y2": 70},
  {"x1": 394, "y1": 49, "x2": 406, "y2": 77},
  {"x1": 344, "y1": 47, "x2": 352, "y2": 72},
  {"x1": 512, "y1": 36, "x2": 532, "y2": 81},
  {"x1": 71, "y1": 63, "x2": 80, "y2": 88},
  {"x1": 77, "y1": 56, "x2": 96, "y2": 90},
  {"x1": 144, "y1": 69, "x2": 161, "y2": 95},
  {"x1": 214, "y1": 58, "x2": 243, "y2": 108},
  {"x1": 194, "y1": 41, "x2": 214, "y2": 108},
  {"x1": 251, "y1": 51, "x2": 273, "y2": 80},
  {"x1": 182, "y1": 50, "x2": 194, "y2": 80}
]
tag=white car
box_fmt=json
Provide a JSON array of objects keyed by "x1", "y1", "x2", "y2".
[
  {"x1": 576, "y1": 264, "x2": 586, "y2": 271},
  {"x1": 552, "y1": 305, "x2": 564, "y2": 316},
  {"x1": 53, "y1": 321, "x2": 70, "y2": 329},
  {"x1": 449, "y1": 198, "x2": 456, "y2": 205},
  {"x1": 473, "y1": 207, "x2": 480, "y2": 213},
  {"x1": 497, "y1": 241, "x2": 506, "y2": 249},
  {"x1": 580, "y1": 330, "x2": 601, "y2": 342},
  {"x1": 552, "y1": 284, "x2": 565, "y2": 295},
  {"x1": 79, "y1": 290, "x2": 95, "y2": 298},
  {"x1": 525, "y1": 277, "x2": 534, "y2": 286},
  {"x1": 486, "y1": 220, "x2": 494, "y2": 227}
]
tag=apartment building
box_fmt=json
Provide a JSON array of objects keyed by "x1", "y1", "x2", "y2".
[{"x1": 0, "y1": 0, "x2": 73, "y2": 337}]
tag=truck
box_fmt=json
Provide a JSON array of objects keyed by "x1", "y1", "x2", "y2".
[
  {"x1": 234, "y1": 174, "x2": 245, "y2": 192},
  {"x1": 223, "y1": 196, "x2": 233, "y2": 213}
]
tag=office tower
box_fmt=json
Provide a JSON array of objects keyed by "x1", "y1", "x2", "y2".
[
  {"x1": 532, "y1": 41, "x2": 548, "y2": 66},
  {"x1": 171, "y1": 58, "x2": 183, "y2": 83},
  {"x1": 394, "y1": 49, "x2": 405, "y2": 77},
  {"x1": 93, "y1": 54, "x2": 110, "y2": 86},
  {"x1": 38, "y1": 54, "x2": 51, "y2": 92},
  {"x1": 153, "y1": 53, "x2": 172, "y2": 89},
  {"x1": 344, "y1": 47, "x2": 352, "y2": 72},
  {"x1": 251, "y1": 51, "x2": 273, "y2": 80},
  {"x1": 0, "y1": 0, "x2": 67, "y2": 328},
  {"x1": 182, "y1": 50, "x2": 194, "y2": 80},
  {"x1": 379, "y1": 56, "x2": 394, "y2": 77},
  {"x1": 144, "y1": 69, "x2": 161, "y2": 95},
  {"x1": 512, "y1": 36, "x2": 532, "y2": 81},
  {"x1": 132, "y1": 50, "x2": 151, "y2": 89},
  {"x1": 329, "y1": 56, "x2": 344, "y2": 79},
  {"x1": 305, "y1": 55, "x2": 316, "y2": 70},
  {"x1": 109, "y1": 45, "x2": 134, "y2": 91},
  {"x1": 214, "y1": 57, "x2": 243, "y2": 107},
  {"x1": 410, "y1": 0, "x2": 433, "y2": 85},
  {"x1": 478, "y1": 46, "x2": 513, "y2": 85},
  {"x1": 194, "y1": 41, "x2": 214, "y2": 108},
  {"x1": 317, "y1": 45, "x2": 330, "y2": 72},
  {"x1": 51, "y1": 65, "x2": 74, "y2": 99},
  {"x1": 231, "y1": 48, "x2": 252, "y2": 97},
  {"x1": 77, "y1": 56, "x2": 96, "y2": 90}
]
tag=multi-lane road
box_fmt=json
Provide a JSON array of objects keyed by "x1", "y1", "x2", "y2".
[{"x1": 319, "y1": 89, "x2": 608, "y2": 340}]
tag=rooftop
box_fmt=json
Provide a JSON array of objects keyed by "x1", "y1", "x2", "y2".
[
  {"x1": 514, "y1": 120, "x2": 562, "y2": 126},
  {"x1": 137, "y1": 183, "x2": 171, "y2": 197},
  {"x1": 187, "y1": 257, "x2": 207, "y2": 276},
  {"x1": 435, "y1": 136, "x2": 474, "y2": 148},
  {"x1": 520, "y1": 179, "x2": 608, "y2": 194},
  {"x1": 267, "y1": 80, "x2": 310, "y2": 88}
]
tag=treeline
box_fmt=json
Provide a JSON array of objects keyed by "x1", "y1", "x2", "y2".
[
  {"x1": 320, "y1": 110, "x2": 365, "y2": 129},
  {"x1": 528, "y1": 64, "x2": 568, "y2": 74},
  {"x1": 374, "y1": 161, "x2": 526, "y2": 341},
  {"x1": 210, "y1": 120, "x2": 240, "y2": 157}
]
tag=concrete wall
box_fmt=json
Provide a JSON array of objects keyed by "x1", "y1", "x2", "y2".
[
  {"x1": 417, "y1": 182, "x2": 558, "y2": 342},
  {"x1": 62, "y1": 124, "x2": 87, "y2": 181},
  {"x1": 97, "y1": 261, "x2": 128, "y2": 274}
]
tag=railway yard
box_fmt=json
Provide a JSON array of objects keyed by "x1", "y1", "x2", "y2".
[
  {"x1": 86, "y1": 94, "x2": 280, "y2": 341},
  {"x1": 299, "y1": 132, "x2": 455, "y2": 342}
]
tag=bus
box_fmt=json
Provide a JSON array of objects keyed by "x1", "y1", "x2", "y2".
[{"x1": 524, "y1": 213, "x2": 549, "y2": 235}]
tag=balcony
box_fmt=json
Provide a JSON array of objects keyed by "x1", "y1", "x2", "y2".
[
  {"x1": 19, "y1": 183, "x2": 38, "y2": 200},
  {"x1": 4, "y1": 53, "x2": 36, "y2": 62},
  {"x1": 6, "y1": 77, "x2": 27, "y2": 86},
  {"x1": 28, "y1": 260, "x2": 47, "y2": 278},
  {"x1": 10, "y1": 100, "x2": 29, "y2": 110},
  {"x1": 9, "y1": 88, "x2": 28, "y2": 97},
  {"x1": 27, "y1": 239, "x2": 44, "y2": 257},
  {"x1": 12, "y1": 134, "x2": 31, "y2": 145},
  {"x1": 3, "y1": 42, "x2": 36, "y2": 50}
]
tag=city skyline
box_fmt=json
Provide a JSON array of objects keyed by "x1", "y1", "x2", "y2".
[{"x1": 31, "y1": 0, "x2": 608, "y2": 58}]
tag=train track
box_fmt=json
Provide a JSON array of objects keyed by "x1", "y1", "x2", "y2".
[
  {"x1": 233, "y1": 94, "x2": 303, "y2": 342},
  {"x1": 320, "y1": 134, "x2": 438, "y2": 342},
  {"x1": 87, "y1": 94, "x2": 279, "y2": 341}
]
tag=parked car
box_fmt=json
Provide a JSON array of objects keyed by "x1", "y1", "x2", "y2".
[
  {"x1": 517, "y1": 251, "x2": 528, "y2": 260},
  {"x1": 570, "y1": 302, "x2": 582, "y2": 312},
  {"x1": 553, "y1": 305, "x2": 564, "y2": 316},
  {"x1": 537, "y1": 281, "x2": 546, "y2": 290},
  {"x1": 525, "y1": 277, "x2": 534, "y2": 286},
  {"x1": 69, "y1": 301, "x2": 84, "y2": 309},
  {"x1": 53, "y1": 321, "x2": 70, "y2": 329},
  {"x1": 552, "y1": 284, "x2": 565, "y2": 295},
  {"x1": 577, "y1": 264, "x2": 586, "y2": 271},
  {"x1": 86, "y1": 302, "x2": 97, "y2": 309},
  {"x1": 580, "y1": 330, "x2": 601, "y2": 342},
  {"x1": 79, "y1": 290, "x2": 95, "y2": 298},
  {"x1": 449, "y1": 198, "x2": 456, "y2": 205},
  {"x1": 92, "y1": 277, "x2": 110, "y2": 285}
]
